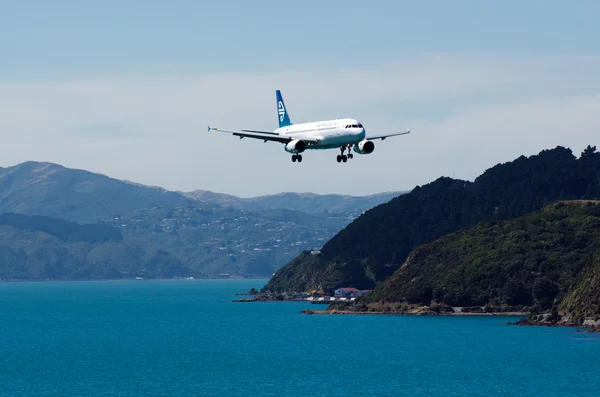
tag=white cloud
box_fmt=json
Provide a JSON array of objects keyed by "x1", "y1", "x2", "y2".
[{"x1": 0, "y1": 54, "x2": 599, "y2": 197}]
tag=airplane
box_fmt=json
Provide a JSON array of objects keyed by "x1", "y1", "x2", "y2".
[{"x1": 207, "y1": 90, "x2": 411, "y2": 163}]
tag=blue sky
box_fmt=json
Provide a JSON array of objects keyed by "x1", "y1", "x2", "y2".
[
  {"x1": 1, "y1": 1, "x2": 599, "y2": 196},
  {"x1": 2, "y1": 1, "x2": 598, "y2": 78}
]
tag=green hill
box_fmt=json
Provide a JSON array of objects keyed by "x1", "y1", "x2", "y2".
[
  {"x1": 0, "y1": 212, "x2": 122, "y2": 243},
  {"x1": 360, "y1": 200, "x2": 600, "y2": 317},
  {"x1": 0, "y1": 213, "x2": 188, "y2": 280},
  {"x1": 263, "y1": 145, "x2": 600, "y2": 294}
]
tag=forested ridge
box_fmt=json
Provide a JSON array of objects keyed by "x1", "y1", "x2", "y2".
[
  {"x1": 360, "y1": 200, "x2": 600, "y2": 319},
  {"x1": 263, "y1": 145, "x2": 600, "y2": 294}
]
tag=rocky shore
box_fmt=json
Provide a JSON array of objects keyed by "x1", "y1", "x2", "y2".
[
  {"x1": 302, "y1": 308, "x2": 600, "y2": 333},
  {"x1": 238, "y1": 290, "x2": 600, "y2": 333},
  {"x1": 511, "y1": 316, "x2": 600, "y2": 332},
  {"x1": 301, "y1": 308, "x2": 528, "y2": 316},
  {"x1": 302, "y1": 301, "x2": 529, "y2": 317}
]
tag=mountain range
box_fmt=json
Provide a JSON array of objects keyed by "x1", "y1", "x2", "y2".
[{"x1": 0, "y1": 161, "x2": 403, "y2": 280}]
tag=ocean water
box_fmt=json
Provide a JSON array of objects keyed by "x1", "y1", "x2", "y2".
[{"x1": 0, "y1": 280, "x2": 599, "y2": 397}]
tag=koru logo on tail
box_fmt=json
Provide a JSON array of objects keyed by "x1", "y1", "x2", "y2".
[{"x1": 278, "y1": 101, "x2": 285, "y2": 122}]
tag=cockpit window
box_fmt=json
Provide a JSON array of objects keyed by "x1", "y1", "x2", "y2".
[{"x1": 358, "y1": 123, "x2": 363, "y2": 128}]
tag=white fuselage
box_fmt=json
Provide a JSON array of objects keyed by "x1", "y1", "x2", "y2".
[{"x1": 275, "y1": 118, "x2": 366, "y2": 150}]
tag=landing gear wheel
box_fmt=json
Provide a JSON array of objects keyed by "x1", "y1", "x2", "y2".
[
  {"x1": 342, "y1": 155, "x2": 347, "y2": 163},
  {"x1": 337, "y1": 155, "x2": 342, "y2": 163},
  {"x1": 291, "y1": 155, "x2": 297, "y2": 162},
  {"x1": 348, "y1": 153, "x2": 353, "y2": 159},
  {"x1": 297, "y1": 154, "x2": 302, "y2": 162}
]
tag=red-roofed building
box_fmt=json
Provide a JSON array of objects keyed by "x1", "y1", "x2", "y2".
[{"x1": 334, "y1": 287, "x2": 361, "y2": 297}]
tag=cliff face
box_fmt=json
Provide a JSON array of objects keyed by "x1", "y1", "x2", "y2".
[{"x1": 559, "y1": 253, "x2": 600, "y2": 323}]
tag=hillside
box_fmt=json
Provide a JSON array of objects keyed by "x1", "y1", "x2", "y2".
[
  {"x1": 263, "y1": 145, "x2": 600, "y2": 293},
  {"x1": 0, "y1": 212, "x2": 122, "y2": 243},
  {"x1": 0, "y1": 213, "x2": 188, "y2": 280},
  {"x1": 106, "y1": 204, "x2": 347, "y2": 277},
  {"x1": 0, "y1": 161, "x2": 398, "y2": 278},
  {"x1": 0, "y1": 205, "x2": 348, "y2": 279},
  {"x1": 360, "y1": 201, "x2": 600, "y2": 317}
]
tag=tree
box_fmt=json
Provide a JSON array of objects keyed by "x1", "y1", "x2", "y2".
[{"x1": 582, "y1": 145, "x2": 597, "y2": 158}]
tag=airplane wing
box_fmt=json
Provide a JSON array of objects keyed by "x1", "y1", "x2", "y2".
[
  {"x1": 208, "y1": 126, "x2": 318, "y2": 143},
  {"x1": 367, "y1": 129, "x2": 411, "y2": 141}
]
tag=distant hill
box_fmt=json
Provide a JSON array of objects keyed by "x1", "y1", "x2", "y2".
[
  {"x1": 0, "y1": 161, "x2": 192, "y2": 223},
  {"x1": 262, "y1": 145, "x2": 600, "y2": 294},
  {"x1": 0, "y1": 161, "x2": 401, "y2": 222},
  {"x1": 184, "y1": 190, "x2": 403, "y2": 214},
  {"x1": 0, "y1": 161, "x2": 400, "y2": 278},
  {"x1": 361, "y1": 201, "x2": 600, "y2": 318},
  {"x1": 0, "y1": 213, "x2": 188, "y2": 280}
]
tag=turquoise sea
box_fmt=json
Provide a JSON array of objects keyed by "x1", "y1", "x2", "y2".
[{"x1": 1, "y1": 280, "x2": 599, "y2": 396}]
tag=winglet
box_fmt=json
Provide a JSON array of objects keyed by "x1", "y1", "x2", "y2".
[{"x1": 207, "y1": 125, "x2": 212, "y2": 131}]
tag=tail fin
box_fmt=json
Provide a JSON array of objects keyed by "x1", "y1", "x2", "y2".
[{"x1": 276, "y1": 90, "x2": 292, "y2": 128}]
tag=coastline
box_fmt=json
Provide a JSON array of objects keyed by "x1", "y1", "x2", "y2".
[
  {"x1": 301, "y1": 309, "x2": 529, "y2": 316},
  {"x1": 237, "y1": 292, "x2": 600, "y2": 333},
  {"x1": 301, "y1": 309, "x2": 600, "y2": 332}
]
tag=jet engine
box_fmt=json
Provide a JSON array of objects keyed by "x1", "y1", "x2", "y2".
[
  {"x1": 284, "y1": 139, "x2": 306, "y2": 153},
  {"x1": 353, "y1": 139, "x2": 374, "y2": 154}
]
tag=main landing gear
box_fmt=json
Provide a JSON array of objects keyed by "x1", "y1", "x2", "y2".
[
  {"x1": 336, "y1": 145, "x2": 353, "y2": 163},
  {"x1": 291, "y1": 154, "x2": 303, "y2": 162}
]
